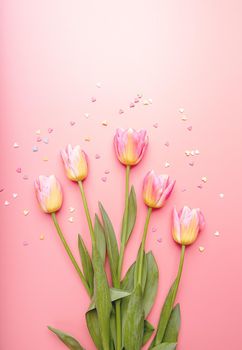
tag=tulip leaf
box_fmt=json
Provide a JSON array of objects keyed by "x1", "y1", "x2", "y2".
[
  {"x1": 152, "y1": 342, "x2": 177, "y2": 350},
  {"x1": 121, "y1": 260, "x2": 136, "y2": 291},
  {"x1": 92, "y1": 244, "x2": 112, "y2": 350},
  {"x1": 94, "y1": 214, "x2": 106, "y2": 264},
  {"x1": 151, "y1": 279, "x2": 177, "y2": 346},
  {"x1": 143, "y1": 319, "x2": 155, "y2": 345},
  {"x1": 134, "y1": 244, "x2": 148, "y2": 292},
  {"x1": 110, "y1": 307, "x2": 117, "y2": 349},
  {"x1": 88, "y1": 288, "x2": 131, "y2": 311},
  {"x1": 48, "y1": 326, "x2": 85, "y2": 350},
  {"x1": 123, "y1": 284, "x2": 144, "y2": 350},
  {"x1": 99, "y1": 202, "x2": 119, "y2": 285},
  {"x1": 143, "y1": 252, "x2": 159, "y2": 317},
  {"x1": 121, "y1": 186, "x2": 137, "y2": 245},
  {"x1": 86, "y1": 309, "x2": 102, "y2": 350},
  {"x1": 78, "y1": 234, "x2": 94, "y2": 295},
  {"x1": 163, "y1": 304, "x2": 181, "y2": 343}
]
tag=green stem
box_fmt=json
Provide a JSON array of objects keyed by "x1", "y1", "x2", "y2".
[
  {"x1": 78, "y1": 181, "x2": 95, "y2": 244},
  {"x1": 51, "y1": 213, "x2": 91, "y2": 296},
  {"x1": 137, "y1": 207, "x2": 152, "y2": 285},
  {"x1": 115, "y1": 165, "x2": 130, "y2": 350},
  {"x1": 172, "y1": 244, "x2": 186, "y2": 305}
]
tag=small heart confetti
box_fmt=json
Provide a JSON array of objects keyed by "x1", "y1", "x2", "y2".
[
  {"x1": 23, "y1": 209, "x2": 29, "y2": 216},
  {"x1": 91, "y1": 96, "x2": 96, "y2": 102},
  {"x1": 129, "y1": 102, "x2": 135, "y2": 108},
  {"x1": 153, "y1": 123, "x2": 158, "y2": 128},
  {"x1": 142, "y1": 99, "x2": 149, "y2": 105},
  {"x1": 70, "y1": 121, "x2": 76, "y2": 126},
  {"x1": 16, "y1": 167, "x2": 22, "y2": 173},
  {"x1": 48, "y1": 128, "x2": 53, "y2": 133},
  {"x1": 32, "y1": 146, "x2": 38, "y2": 152},
  {"x1": 96, "y1": 82, "x2": 101, "y2": 88},
  {"x1": 181, "y1": 115, "x2": 188, "y2": 121},
  {"x1": 214, "y1": 231, "x2": 220, "y2": 237},
  {"x1": 43, "y1": 137, "x2": 49, "y2": 144},
  {"x1": 95, "y1": 154, "x2": 101, "y2": 159},
  {"x1": 164, "y1": 162, "x2": 170, "y2": 168},
  {"x1": 37, "y1": 136, "x2": 42, "y2": 142},
  {"x1": 195, "y1": 149, "x2": 200, "y2": 155},
  {"x1": 189, "y1": 161, "x2": 194, "y2": 167},
  {"x1": 185, "y1": 150, "x2": 190, "y2": 156},
  {"x1": 179, "y1": 108, "x2": 185, "y2": 113},
  {"x1": 134, "y1": 97, "x2": 139, "y2": 103},
  {"x1": 119, "y1": 109, "x2": 124, "y2": 114},
  {"x1": 36, "y1": 129, "x2": 41, "y2": 135},
  {"x1": 40, "y1": 234, "x2": 45, "y2": 240},
  {"x1": 84, "y1": 113, "x2": 90, "y2": 118},
  {"x1": 13, "y1": 142, "x2": 19, "y2": 148},
  {"x1": 101, "y1": 176, "x2": 107, "y2": 182},
  {"x1": 69, "y1": 207, "x2": 75, "y2": 213},
  {"x1": 84, "y1": 137, "x2": 91, "y2": 142},
  {"x1": 12, "y1": 193, "x2": 18, "y2": 199},
  {"x1": 187, "y1": 126, "x2": 192, "y2": 131},
  {"x1": 164, "y1": 141, "x2": 170, "y2": 147},
  {"x1": 148, "y1": 98, "x2": 153, "y2": 104},
  {"x1": 137, "y1": 93, "x2": 143, "y2": 99},
  {"x1": 152, "y1": 227, "x2": 157, "y2": 233},
  {"x1": 68, "y1": 217, "x2": 74, "y2": 223},
  {"x1": 23, "y1": 174, "x2": 29, "y2": 180},
  {"x1": 219, "y1": 193, "x2": 224, "y2": 198},
  {"x1": 199, "y1": 246, "x2": 205, "y2": 252},
  {"x1": 201, "y1": 176, "x2": 208, "y2": 183},
  {"x1": 157, "y1": 237, "x2": 162, "y2": 243},
  {"x1": 190, "y1": 150, "x2": 195, "y2": 156},
  {"x1": 102, "y1": 120, "x2": 108, "y2": 126},
  {"x1": 104, "y1": 169, "x2": 110, "y2": 174},
  {"x1": 43, "y1": 157, "x2": 48, "y2": 161},
  {"x1": 0, "y1": 188, "x2": 4, "y2": 192},
  {"x1": 4, "y1": 200, "x2": 10, "y2": 206},
  {"x1": 197, "y1": 184, "x2": 203, "y2": 189},
  {"x1": 23, "y1": 241, "x2": 29, "y2": 246}
]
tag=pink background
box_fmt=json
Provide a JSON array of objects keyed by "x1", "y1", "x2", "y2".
[{"x1": 1, "y1": 1, "x2": 242, "y2": 349}]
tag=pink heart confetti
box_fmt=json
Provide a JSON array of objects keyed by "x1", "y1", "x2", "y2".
[
  {"x1": 23, "y1": 174, "x2": 29, "y2": 180},
  {"x1": 95, "y1": 154, "x2": 101, "y2": 159},
  {"x1": 187, "y1": 126, "x2": 192, "y2": 131},
  {"x1": 101, "y1": 176, "x2": 107, "y2": 182},
  {"x1": 13, "y1": 142, "x2": 19, "y2": 148},
  {"x1": 70, "y1": 121, "x2": 76, "y2": 126},
  {"x1": 153, "y1": 123, "x2": 158, "y2": 128},
  {"x1": 0, "y1": 188, "x2": 4, "y2": 193},
  {"x1": 37, "y1": 136, "x2": 42, "y2": 142},
  {"x1": 16, "y1": 167, "x2": 22, "y2": 173},
  {"x1": 48, "y1": 128, "x2": 53, "y2": 133},
  {"x1": 23, "y1": 241, "x2": 29, "y2": 246},
  {"x1": 164, "y1": 141, "x2": 170, "y2": 147},
  {"x1": 104, "y1": 169, "x2": 110, "y2": 174},
  {"x1": 91, "y1": 97, "x2": 96, "y2": 102},
  {"x1": 134, "y1": 97, "x2": 139, "y2": 103},
  {"x1": 137, "y1": 93, "x2": 143, "y2": 99},
  {"x1": 4, "y1": 200, "x2": 10, "y2": 206},
  {"x1": 119, "y1": 109, "x2": 124, "y2": 114},
  {"x1": 189, "y1": 161, "x2": 194, "y2": 167},
  {"x1": 152, "y1": 227, "x2": 157, "y2": 233},
  {"x1": 179, "y1": 108, "x2": 185, "y2": 113},
  {"x1": 157, "y1": 237, "x2": 162, "y2": 243},
  {"x1": 129, "y1": 102, "x2": 135, "y2": 108}
]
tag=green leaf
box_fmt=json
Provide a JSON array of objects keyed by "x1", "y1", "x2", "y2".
[
  {"x1": 88, "y1": 288, "x2": 131, "y2": 311},
  {"x1": 163, "y1": 304, "x2": 181, "y2": 343},
  {"x1": 92, "y1": 244, "x2": 112, "y2": 350},
  {"x1": 121, "y1": 260, "x2": 136, "y2": 291},
  {"x1": 94, "y1": 214, "x2": 106, "y2": 264},
  {"x1": 86, "y1": 309, "x2": 102, "y2": 350},
  {"x1": 110, "y1": 307, "x2": 116, "y2": 349},
  {"x1": 121, "y1": 186, "x2": 137, "y2": 245},
  {"x1": 152, "y1": 279, "x2": 177, "y2": 346},
  {"x1": 123, "y1": 284, "x2": 144, "y2": 350},
  {"x1": 78, "y1": 235, "x2": 94, "y2": 295},
  {"x1": 99, "y1": 202, "x2": 119, "y2": 285},
  {"x1": 152, "y1": 343, "x2": 177, "y2": 350},
  {"x1": 134, "y1": 244, "x2": 148, "y2": 292},
  {"x1": 48, "y1": 326, "x2": 85, "y2": 350},
  {"x1": 142, "y1": 320, "x2": 155, "y2": 345},
  {"x1": 143, "y1": 252, "x2": 159, "y2": 317}
]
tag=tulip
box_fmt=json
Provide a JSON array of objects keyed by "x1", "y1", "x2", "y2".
[
  {"x1": 114, "y1": 128, "x2": 148, "y2": 166},
  {"x1": 143, "y1": 170, "x2": 175, "y2": 208},
  {"x1": 35, "y1": 175, "x2": 63, "y2": 213},
  {"x1": 61, "y1": 144, "x2": 88, "y2": 181},
  {"x1": 172, "y1": 206, "x2": 205, "y2": 245}
]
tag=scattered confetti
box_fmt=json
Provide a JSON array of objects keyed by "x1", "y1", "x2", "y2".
[
  {"x1": 137, "y1": 93, "x2": 143, "y2": 99},
  {"x1": 189, "y1": 161, "x2": 194, "y2": 166},
  {"x1": 95, "y1": 154, "x2": 101, "y2": 159},
  {"x1": 0, "y1": 188, "x2": 4, "y2": 193},
  {"x1": 187, "y1": 126, "x2": 192, "y2": 131},
  {"x1": 23, "y1": 209, "x2": 29, "y2": 216},
  {"x1": 219, "y1": 193, "x2": 224, "y2": 198},
  {"x1": 148, "y1": 98, "x2": 153, "y2": 104},
  {"x1": 43, "y1": 157, "x2": 48, "y2": 162},
  {"x1": 181, "y1": 115, "x2": 188, "y2": 121},
  {"x1": 68, "y1": 217, "x2": 74, "y2": 223},
  {"x1": 129, "y1": 102, "x2": 135, "y2": 108},
  {"x1": 96, "y1": 82, "x2": 101, "y2": 88},
  {"x1": 13, "y1": 142, "x2": 19, "y2": 148},
  {"x1": 195, "y1": 149, "x2": 200, "y2": 155},
  {"x1": 101, "y1": 176, "x2": 107, "y2": 182},
  {"x1": 201, "y1": 176, "x2": 208, "y2": 183},
  {"x1": 134, "y1": 97, "x2": 139, "y2": 103},
  {"x1": 104, "y1": 169, "x2": 110, "y2": 174},
  {"x1": 4, "y1": 200, "x2": 10, "y2": 206},
  {"x1": 12, "y1": 193, "x2": 18, "y2": 199},
  {"x1": 185, "y1": 150, "x2": 190, "y2": 156},
  {"x1": 102, "y1": 120, "x2": 108, "y2": 126},
  {"x1": 164, "y1": 141, "x2": 170, "y2": 147},
  {"x1": 214, "y1": 231, "x2": 220, "y2": 237},
  {"x1": 91, "y1": 96, "x2": 96, "y2": 102},
  {"x1": 43, "y1": 137, "x2": 49, "y2": 144},
  {"x1": 179, "y1": 108, "x2": 185, "y2": 113},
  {"x1": 16, "y1": 167, "x2": 22, "y2": 173},
  {"x1": 37, "y1": 136, "x2": 42, "y2": 142},
  {"x1": 119, "y1": 109, "x2": 124, "y2": 114},
  {"x1": 69, "y1": 207, "x2": 75, "y2": 213},
  {"x1": 197, "y1": 184, "x2": 203, "y2": 189},
  {"x1": 84, "y1": 113, "x2": 90, "y2": 118},
  {"x1": 157, "y1": 237, "x2": 162, "y2": 243},
  {"x1": 70, "y1": 121, "x2": 76, "y2": 126},
  {"x1": 23, "y1": 175, "x2": 29, "y2": 180},
  {"x1": 48, "y1": 128, "x2": 53, "y2": 133},
  {"x1": 199, "y1": 246, "x2": 205, "y2": 252},
  {"x1": 181, "y1": 188, "x2": 187, "y2": 192},
  {"x1": 152, "y1": 227, "x2": 157, "y2": 233},
  {"x1": 23, "y1": 241, "x2": 29, "y2": 246},
  {"x1": 190, "y1": 150, "x2": 195, "y2": 156},
  {"x1": 40, "y1": 234, "x2": 45, "y2": 240},
  {"x1": 36, "y1": 129, "x2": 41, "y2": 135},
  {"x1": 32, "y1": 146, "x2": 38, "y2": 152},
  {"x1": 164, "y1": 162, "x2": 170, "y2": 168},
  {"x1": 84, "y1": 137, "x2": 91, "y2": 142},
  {"x1": 153, "y1": 123, "x2": 158, "y2": 128}
]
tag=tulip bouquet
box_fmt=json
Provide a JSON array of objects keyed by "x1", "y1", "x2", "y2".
[{"x1": 35, "y1": 128, "x2": 204, "y2": 350}]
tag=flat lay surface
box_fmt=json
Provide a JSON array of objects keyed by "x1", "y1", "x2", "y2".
[{"x1": 1, "y1": 1, "x2": 242, "y2": 349}]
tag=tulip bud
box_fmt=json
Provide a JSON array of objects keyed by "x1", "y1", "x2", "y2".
[
  {"x1": 172, "y1": 206, "x2": 205, "y2": 245},
  {"x1": 114, "y1": 128, "x2": 148, "y2": 166},
  {"x1": 143, "y1": 170, "x2": 175, "y2": 208},
  {"x1": 61, "y1": 144, "x2": 88, "y2": 181},
  {"x1": 35, "y1": 175, "x2": 63, "y2": 213}
]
